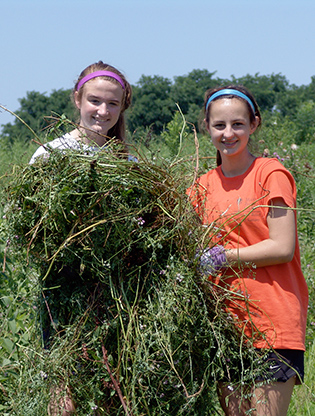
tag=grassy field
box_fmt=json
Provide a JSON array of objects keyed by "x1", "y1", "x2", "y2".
[{"x1": 0, "y1": 112, "x2": 314, "y2": 415}]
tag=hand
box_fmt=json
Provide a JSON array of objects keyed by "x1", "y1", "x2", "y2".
[{"x1": 197, "y1": 245, "x2": 227, "y2": 275}]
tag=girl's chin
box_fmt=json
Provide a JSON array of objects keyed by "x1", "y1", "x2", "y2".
[
  {"x1": 90, "y1": 125, "x2": 109, "y2": 135},
  {"x1": 222, "y1": 146, "x2": 237, "y2": 154}
]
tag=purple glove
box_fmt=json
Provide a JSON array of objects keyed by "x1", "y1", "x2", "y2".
[{"x1": 198, "y1": 245, "x2": 227, "y2": 275}]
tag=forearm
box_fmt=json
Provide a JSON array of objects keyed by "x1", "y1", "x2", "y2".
[
  {"x1": 225, "y1": 199, "x2": 296, "y2": 269},
  {"x1": 226, "y1": 238, "x2": 295, "y2": 268}
]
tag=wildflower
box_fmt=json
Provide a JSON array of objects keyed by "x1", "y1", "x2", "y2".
[
  {"x1": 263, "y1": 148, "x2": 269, "y2": 157},
  {"x1": 136, "y1": 217, "x2": 145, "y2": 226},
  {"x1": 291, "y1": 143, "x2": 298, "y2": 150},
  {"x1": 176, "y1": 273, "x2": 183, "y2": 282},
  {"x1": 40, "y1": 370, "x2": 48, "y2": 379}
]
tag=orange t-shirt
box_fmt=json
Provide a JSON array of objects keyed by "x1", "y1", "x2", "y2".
[{"x1": 189, "y1": 157, "x2": 308, "y2": 350}]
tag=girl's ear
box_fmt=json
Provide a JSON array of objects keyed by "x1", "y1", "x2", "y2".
[
  {"x1": 250, "y1": 116, "x2": 260, "y2": 134},
  {"x1": 204, "y1": 118, "x2": 211, "y2": 134},
  {"x1": 74, "y1": 91, "x2": 81, "y2": 110}
]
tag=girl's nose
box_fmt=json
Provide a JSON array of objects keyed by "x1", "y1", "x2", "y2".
[
  {"x1": 223, "y1": 125, "x2": 234, "y2": 139},
  {"x1": 98, "y1": 103, "x2": 109, "y2": 115}
]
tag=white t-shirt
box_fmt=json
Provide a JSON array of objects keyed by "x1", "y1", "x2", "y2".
[
  {"x1": 29, "y1": 133, "x2": 97, "y2": 164},
  {"x1": 30, "y1": 133, "x2": 137, "y2": 164}
]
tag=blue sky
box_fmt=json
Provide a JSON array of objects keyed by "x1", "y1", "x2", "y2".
[{"x1": 1, "y1": 0, "x2": 315, "y2": 127}]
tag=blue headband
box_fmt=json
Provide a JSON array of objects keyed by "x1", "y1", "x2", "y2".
[{"x1": 205, "y1": 89, "x2": 256, "y2": 114}]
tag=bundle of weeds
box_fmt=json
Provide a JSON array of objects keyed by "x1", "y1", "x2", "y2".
[{"x1": 2, "y1": 143, "x2": 262, "y2": 415}]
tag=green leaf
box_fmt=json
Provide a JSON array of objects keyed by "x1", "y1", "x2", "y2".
[{"x1": 1, "y1": 338, "x2": 14, "y2": 354}]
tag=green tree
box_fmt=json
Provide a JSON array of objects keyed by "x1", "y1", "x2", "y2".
[
  {"x1": 3, "y1": 71, "x2": 315, "y2": 148},
  {"x1": 231, "y1": 73, "x2": 290, "y2": 112},
  {"x1": 1, "y1": 89, "x2": 76, "y2": 144},
  {"x1": 127, "y1": 75, "x2": 174, "y2": 134},
  {"x1": 273, "y1": 84, "x2": 303, "y2": 118},
  {"x1": 170, "y1": 69, "x2": 220, "y2": 127},
  {"x1": 302, "y1": 75, "x2": 315, "y2": 101},
  {"x1": 294, "y1": 100, "x2": 315, "y2": 143}
]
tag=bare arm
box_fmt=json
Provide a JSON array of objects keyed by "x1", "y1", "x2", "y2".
[{"x1": 225, "y1": 198, "x2": 296, "y2": 268}]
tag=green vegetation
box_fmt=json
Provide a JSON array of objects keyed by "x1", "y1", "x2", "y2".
[{"x1": 0, "y1": 71, "x2": 314, "y2": 414}]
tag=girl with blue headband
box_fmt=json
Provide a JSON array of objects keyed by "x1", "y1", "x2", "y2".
[{"x1": 189, "y1": 85, "x2": 308, "y2": 415}]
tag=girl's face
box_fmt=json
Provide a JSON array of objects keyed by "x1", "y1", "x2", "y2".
[
  {"x1": 206, "y1": 98, "x2": 258, "y2": 160},
  {"x1": 74, "y1": 78, "x2": 124, "y2": 143}
]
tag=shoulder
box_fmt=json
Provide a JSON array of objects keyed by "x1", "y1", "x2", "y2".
[
  {"x1": 45, "y1": 133, "x2": 80, "y2": 150},
  {"x1": 254, "y1": 158, "x2": 297, "y2": 205},
  {"x1": 254, "y1": 157, "x2": 292, "y2": 175},
  {"x1": 253, "y1": 157, "x2": 295, "y2": 184},
  {"x1": 197, "y1": 166, "x2": 220, "y2": 185},
  {"x1": 29, "y1": 134, "x2": 80, "y2": 164}
]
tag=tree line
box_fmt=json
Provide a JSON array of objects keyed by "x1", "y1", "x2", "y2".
[{"x1": 1, "y1": 69, "x2": 315, "y2": 144}]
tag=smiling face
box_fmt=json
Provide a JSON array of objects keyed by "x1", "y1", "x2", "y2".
[
  {"x1": 206, "y1": 98, "x2": 258, "y2": 161},
  {"x1": 74, "y1": 78, "x2": 124, "y2": 146}
]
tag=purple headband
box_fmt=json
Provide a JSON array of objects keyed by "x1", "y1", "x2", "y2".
[{"x1": 76, "y1": 70, "x2": 125, "y2": 91}]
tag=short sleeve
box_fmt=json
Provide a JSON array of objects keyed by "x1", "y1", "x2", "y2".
[{"x1": 263, "y1": 169, "x2": 296, "y2": 208}]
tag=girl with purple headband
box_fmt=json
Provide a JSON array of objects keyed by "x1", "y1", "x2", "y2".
[
  {"x1": 30, "y1": 61, "x2": 132, "y2": 164},
  {"x1": 30, "y1": 62, "x2": 132, "y2": 416},
  {"x1": 189, "y1": 85, "x2": 308, "y2": 415}
]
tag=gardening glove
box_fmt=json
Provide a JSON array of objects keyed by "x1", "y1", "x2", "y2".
[{"x1": 197, "y1": 245, "x2": 227, "y2": 276}]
